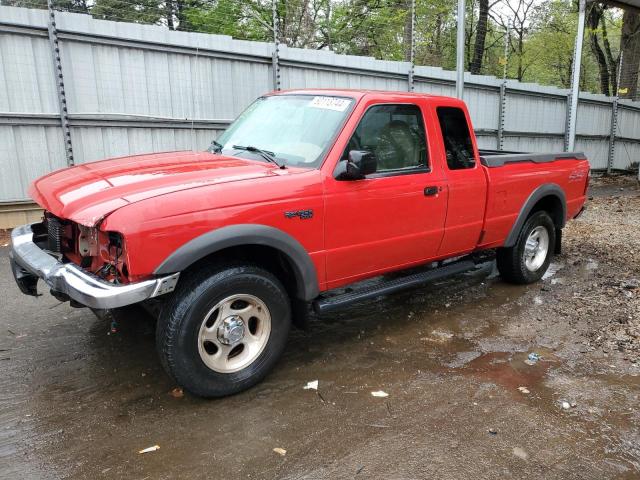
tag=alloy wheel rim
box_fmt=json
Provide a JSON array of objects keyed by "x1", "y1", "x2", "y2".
[
  {"x1": 523, "y1": 226, "x2": 550, "y2": 272},
  {"x1": 197, "y1": 294, "x2": 271, "y2": 373}
]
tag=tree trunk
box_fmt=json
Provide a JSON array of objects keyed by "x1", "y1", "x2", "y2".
[
  {"x1": 600, "y1": 11, "x2": 617, "y2": 91},
  {"x1": 517, "y1": 33, "x2": 524, "y2": 81},
  {"x1": 469, "y1": 0, "x2": 488, "y2": 74},
  {"x1": 587, "y1": 4, "x2": 610, "y2": 96},
  {"x1": 619, "y1": 10, "x2": 640, "y2": 99},
  {"x1": 166, "y1": 0, "x2": 175, "y2": 30},
  {"x1": 403, "y1": 0, "x2": 413, "y2": 62}
]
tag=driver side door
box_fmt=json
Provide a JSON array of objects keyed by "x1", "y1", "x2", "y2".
[{"x1": 323, "y1": 102, "x2": 448, "y2": 289}]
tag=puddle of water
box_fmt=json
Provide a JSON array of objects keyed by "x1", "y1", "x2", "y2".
[{"x1": 460, "y1": 348, "x2": 560, "y2": 395}]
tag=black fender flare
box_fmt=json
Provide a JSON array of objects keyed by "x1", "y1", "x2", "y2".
[
  {"x1": 504, "y1": 183, "x2": 567, "y2": 248},
  {"x1": 154, "y1": 224, "x2": 319, "y2": 301}
]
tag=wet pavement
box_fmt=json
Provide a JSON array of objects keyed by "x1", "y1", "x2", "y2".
[{"x1": 1, "y1": 178, "x2": 639, "y2": 479}]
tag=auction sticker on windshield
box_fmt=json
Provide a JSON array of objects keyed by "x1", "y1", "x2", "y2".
[{"x1": 309, "y1": 96, "x2": 351, "y2": 112}]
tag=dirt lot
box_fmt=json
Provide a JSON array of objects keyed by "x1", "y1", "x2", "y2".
[{"x1": 1, "y1": 176, "x2": 638, "y2": 479}]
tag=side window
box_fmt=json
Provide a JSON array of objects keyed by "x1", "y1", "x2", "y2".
[
  {"x1": 343, "y1": 104, "x2": 428, "y2": 173},
  {"x1": 436, "y1": 107, "x2": 476, "y2": 170}
]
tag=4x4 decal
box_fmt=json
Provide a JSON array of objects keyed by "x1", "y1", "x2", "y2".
[{"x1": 284, "y1": 209, "x2": 314, "y2": 220}]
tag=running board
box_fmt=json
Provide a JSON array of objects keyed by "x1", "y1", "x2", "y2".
[{"x1": 313, "y1": 259, "x2": 476, "y2": 314}]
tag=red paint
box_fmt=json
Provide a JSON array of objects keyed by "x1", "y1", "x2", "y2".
[{"x1": 28, "y1": 89, "x2": 589, "y2": 291}]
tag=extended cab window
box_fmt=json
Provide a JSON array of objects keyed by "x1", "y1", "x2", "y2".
[
  {"x1": 436, "y1": 107, "x2": 476, "y2": 170},
  {"x1": 344, "y1": 104, "x2": 428, "y2": 174}
]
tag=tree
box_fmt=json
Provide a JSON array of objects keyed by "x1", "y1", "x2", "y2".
[
  {"x1": 91, "y1": 0, "x2": 163, "y2": 24},
  {"x1": 587, "y1": 3, "x2": 611, "y2": 95},
  {"x1": 492, "y1": 0, "x2": 536, "y2": 81},
  {"x1": 469, "y1": 0, "x2": 488, "y2": 73},
  {"x1": 619, "y1": 10, "x2": 640, "y2": 99},
  {"x1": 403, "y1": 0, "x2": 413, "y2": 62},
  {"x1": 0, "y1": 0, "x2": 88, "y2": 11}
]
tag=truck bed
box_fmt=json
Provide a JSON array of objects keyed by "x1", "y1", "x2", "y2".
[{"x1": 479, "y1": 149, "x2": 588, "y2": 168}]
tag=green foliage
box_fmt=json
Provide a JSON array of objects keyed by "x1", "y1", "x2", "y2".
[
  {"x1": 2, "y1": 0, "x2": 634, "y2": 95},
  {"x1": 90, "y1": 0, "x2": 163, "y2": 24}
]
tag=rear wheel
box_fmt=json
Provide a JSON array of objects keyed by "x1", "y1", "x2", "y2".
[
  {"x1": 156, "y1": 264, "x2": 291, "y2": 398},
  {"x1": 497, "y1": 211, "x2": 556, "y2": 284}
]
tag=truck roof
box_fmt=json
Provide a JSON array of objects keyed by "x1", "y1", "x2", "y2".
[{"x1": 271, "y1": 88, "x2": 464, "y2": 106}]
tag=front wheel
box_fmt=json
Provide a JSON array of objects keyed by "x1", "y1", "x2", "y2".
[
  {"x1": 497, "y1": 211, "x2": 556, "y2": 284},
  {"x1": 156, "y1": 264, "x2": 291, "y2": 398}
]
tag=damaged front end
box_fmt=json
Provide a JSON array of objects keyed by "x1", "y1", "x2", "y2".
[{"x1": 9, "y1": 215, "x2": 179, "y2": 310}]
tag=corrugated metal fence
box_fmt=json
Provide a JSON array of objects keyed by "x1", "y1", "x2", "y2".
[{"x1": 1, "y1": 5, "x2": 639, "y2": 204}]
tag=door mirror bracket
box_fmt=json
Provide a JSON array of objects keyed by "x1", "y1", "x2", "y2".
[{"x1": 335, "y1": 150, "x2": 377, "y2": 180}]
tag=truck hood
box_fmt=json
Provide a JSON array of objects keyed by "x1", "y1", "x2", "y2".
[{"x1": 29, "y1": 151, "x2": 295, "y2": 226}]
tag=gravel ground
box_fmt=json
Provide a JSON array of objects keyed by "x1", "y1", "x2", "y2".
[
  {"x1": 0, "y1": 175, "x2": 638, "y2": 479},
  {"x1": 562, "y1": 175, "x2": 640, "y2": 361}
]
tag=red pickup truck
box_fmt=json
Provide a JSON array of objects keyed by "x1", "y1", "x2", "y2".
[{"x1": 10, "y1": 90, "x2": 589, "y2": 397}]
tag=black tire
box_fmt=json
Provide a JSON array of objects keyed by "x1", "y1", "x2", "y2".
[
  {"x1": 156, "y1": 264, "x2": 291, "y2": 398},
  {"x1": 497, "y1": 211, "x2": 556, "y2": 285}
]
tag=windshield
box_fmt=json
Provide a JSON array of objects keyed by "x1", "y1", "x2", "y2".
[{"x1": 214, "y1": 95, "x2": 354, "y2": 168}]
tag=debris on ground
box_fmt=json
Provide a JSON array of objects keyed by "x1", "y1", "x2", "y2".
[
  {"x1": 512, "y1": 447, "x2": 529, "y2": 460},
  {"x1": 560, "y1": 401, "x2": 575, "y2": 410},
  {"x1": 517, "y1": 386, "x2": 530, "y2": 394},
  {"x1": 138, "y1": 445, "x2": 160, "y2": 454},
  {"x1": 561, "y1": 178, "x2": 640, "y2": 362},
  {"x1": 421, "y1": 330, "x2": 454, "y2": 343},
  {"x1": 303, "y1": 380, "x2": 318, "y2": 390},
  {"x1": 273, "y1": 447, "x2": 287, "y2": 456},
  {"x1": 371, "y1": 391, "x2": 389, "y2": 398},
  {"x1": 525, "y1": 352, "x2": 541, "y2": 365},
  {"x1": 488, "y1": 428, "x2": 497, "y2": 435},
  {"x1": 169, "y1": 387, "x2": 184, "y2": 398}
]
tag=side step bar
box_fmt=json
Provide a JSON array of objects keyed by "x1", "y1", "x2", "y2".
[{"x1": 313, "y1": 259, "x2": 476, "y2": 314}]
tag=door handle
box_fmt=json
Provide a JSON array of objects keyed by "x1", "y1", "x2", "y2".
[{"x1": 424, "y1": 186, "x2": 439, "y2": 196}]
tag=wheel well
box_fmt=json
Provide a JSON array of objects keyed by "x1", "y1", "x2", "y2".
[
  {"x1": 529, "y1": 195, "x2": 564, "y2": 228},
  {"x1": 181, "y1": 244, "x2": 300, "y2": 301}
]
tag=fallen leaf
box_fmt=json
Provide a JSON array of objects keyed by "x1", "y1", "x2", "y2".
[
  {"x1": 169, "y1": 387, "x2": 184, "y2": 398},
  {"x1": 303, "y1": 380, "x2": 318, "y2": 390},
  {"x1": 138, "y1": 445, "x2": 160, "y2": 454},
  {"x1": 371, "y1": 390, "x2": 389, "y2": 398},
  {"x1": 273, "y1": 447, "x2": 286, "y2": 456}
]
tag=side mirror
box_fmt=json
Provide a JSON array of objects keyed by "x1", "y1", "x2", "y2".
[{"x1": 336, "y1": 150, "x2": 377, "y2": 180}]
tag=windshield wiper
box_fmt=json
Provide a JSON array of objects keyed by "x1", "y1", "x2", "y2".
[
  {"x1": 232, "y1": 145, "x2": 285, "y2": 169},
  {"x1": 208, "y1": 140, "x2": 223, "y2": 154}
]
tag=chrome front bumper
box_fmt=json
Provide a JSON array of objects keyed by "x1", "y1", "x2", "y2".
[{"x1": 9, "y1": 223, "x2": 179, "y2": 309}]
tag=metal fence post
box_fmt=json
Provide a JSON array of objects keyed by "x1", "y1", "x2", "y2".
[
  {"x1": 564, "y1": 93, "x2": 572, "y2": 151},
  {"x1": 497, "y1": 83, "x2": 506, "y2": 150},
  {"x1": 271, "y1": 0, "x2": 281, "y2": 91},
  {"x1": 47, "y1": 0, "x2": 74, "y2": 166},
  {"x1": 565, "y1": 0, "x2": 586, "y2": 152},
  {"x1": 607, "y1": 52, "x2": 623, "y2": 174},
  {"x1": 407, "y1": 0, "x2": 415, "y2": 92},
  {"x1": 608, "y1": 97, "x2": 619, "y2": 174},
  {"x1": 497, "y1": 22, "x2": 509, "y2": 151}
]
